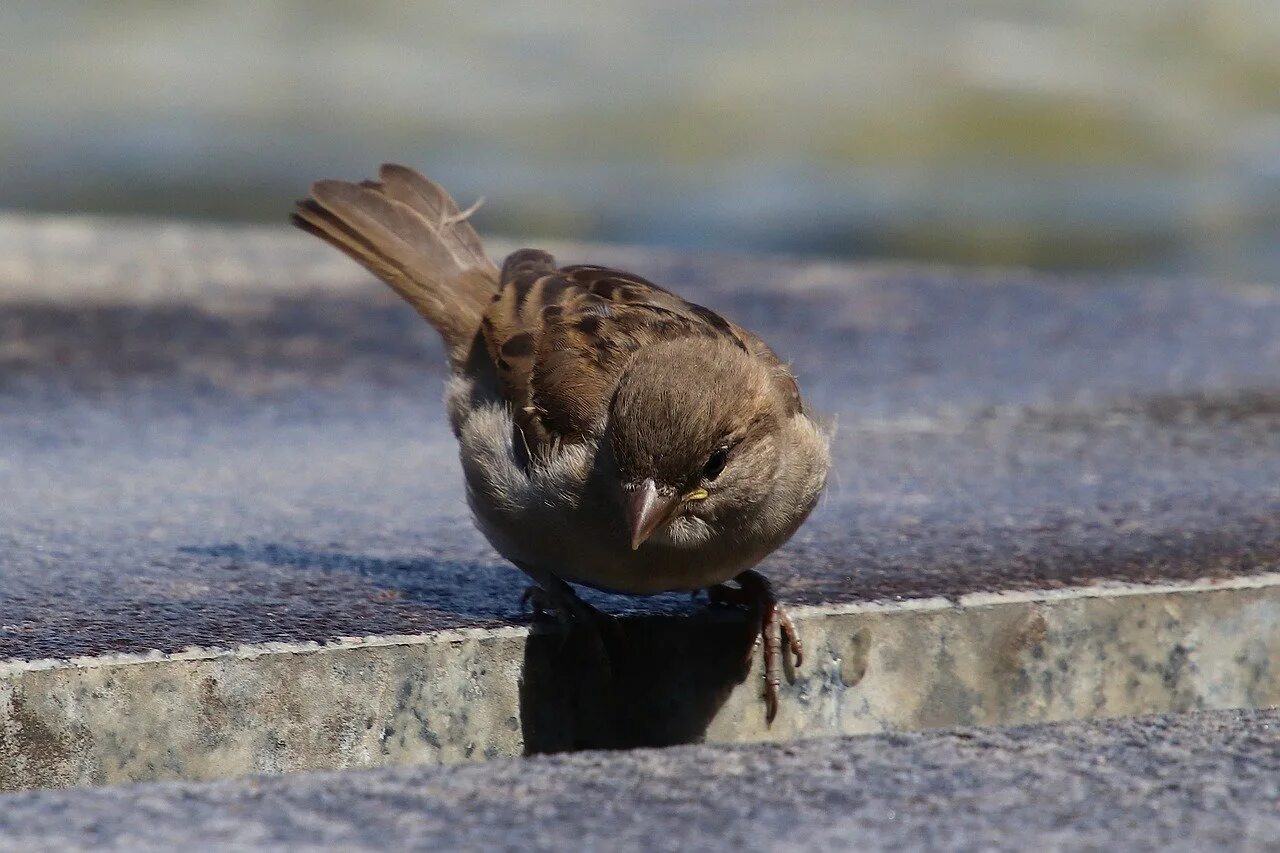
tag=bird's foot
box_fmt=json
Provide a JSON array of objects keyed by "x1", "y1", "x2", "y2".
[
  {"x1": 520, "y1": 584, "x2": 568, "y2": 626},
  {"x1": 707, "y1": 569, "x2": 803, "y2": 725},
  {"x1": 520, "y1": 575, "x2": 618, "y2": 674}
]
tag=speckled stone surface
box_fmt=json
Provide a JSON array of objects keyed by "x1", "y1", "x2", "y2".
[
  {"x1": 3, "y1": 216, "x2": 1280, "y2": 663},
  {"x1": 2, "y1": 708, "x2": 1278, "y2": 852},
  {"x1": 5, "y1": 576, "x2": 1280, "y2": 790}
]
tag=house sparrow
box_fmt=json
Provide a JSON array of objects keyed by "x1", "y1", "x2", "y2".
[{"x1": 292, "y1": 165, "x2": 830, "y2": 722}]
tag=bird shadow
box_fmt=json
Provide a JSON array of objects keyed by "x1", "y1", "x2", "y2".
[
  {"x1": 181, "y1": 542, "x2": 762, "y2": 753},
  {"x1": 519, "y1": 606, "x2": 761, "y2": 755}
]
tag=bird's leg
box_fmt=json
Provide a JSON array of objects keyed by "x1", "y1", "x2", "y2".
[
  {"x1": 518, "y1": 564, "x2": 616, "y2": 671},
  {"x1": 707, "y1": 569, "x2": 803, "y2": 725},
  {"x1": 519, "y1": 565, "x2": 624, "y2": 749},
  {"x1": 520, "y1": 585, "x2": 570, "y2": 628}
]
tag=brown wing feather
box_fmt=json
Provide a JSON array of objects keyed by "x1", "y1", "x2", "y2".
[
  {"x1": 481, "y1": 253, "x2": 801, "y2": 459},
  {"x1": 292, "y1": 167, "x2": 800, "y2": 431}
]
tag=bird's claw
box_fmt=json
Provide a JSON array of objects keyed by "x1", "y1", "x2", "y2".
[
  {"x1": 708, "y1": 569, "x2": 802, "y2": 725},
  {"x1": 521, "y1": 585, "x2": 566, "y2": 625},
  {"x1": 520, "y1": 580, "x2": 616, "y2": 674}
]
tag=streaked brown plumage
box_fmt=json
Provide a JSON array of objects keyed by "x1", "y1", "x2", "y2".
[{"x1": 293, "y1": 165, "x2": 830, "y2": 723}]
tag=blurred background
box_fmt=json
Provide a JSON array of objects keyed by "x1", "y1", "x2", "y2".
[{"x1": 3, "y1": 1, "x2": 1280, "y2": 280}]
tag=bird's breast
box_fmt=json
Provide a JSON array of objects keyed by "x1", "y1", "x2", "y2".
[{"x1": 452, "y1": 398, "x2": 757, "y2": 594}]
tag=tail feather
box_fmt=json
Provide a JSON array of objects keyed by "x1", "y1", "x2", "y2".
[
  {"x1": 376, "y1": 164, "x2": 492, "y2": 272},
  {"x1": 291, "y1": 165, "x2": 499, "y2": 366}
]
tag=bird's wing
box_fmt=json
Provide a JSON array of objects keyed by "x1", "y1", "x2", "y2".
[{"x1": 480, "y1": 251, "x2": 801, "y2": 458}]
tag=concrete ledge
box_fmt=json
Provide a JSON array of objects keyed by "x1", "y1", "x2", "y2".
[
  {"x1": 5, "y1": 216, "x2": 1280, "y2": 792},
  {"x1": 6, "y1": 573, "x2": 1279, "y2": 790}
]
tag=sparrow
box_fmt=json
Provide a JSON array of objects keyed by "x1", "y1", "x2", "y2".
[{"x1": 292, "y1": 165, "x2": 830, "y2": 722}]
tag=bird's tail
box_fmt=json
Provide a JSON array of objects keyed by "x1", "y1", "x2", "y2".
[{"x1": 292, "y1": 164, "x2": 499, "y2": 366}]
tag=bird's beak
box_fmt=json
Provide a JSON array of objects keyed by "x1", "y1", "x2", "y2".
[{"x1": 627, "y1": 478, "x2": 679, "y2": 550}]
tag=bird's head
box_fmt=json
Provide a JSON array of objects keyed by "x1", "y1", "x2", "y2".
[{"x1": 605, "y1": 336, "x2": 787, "y2": 550}]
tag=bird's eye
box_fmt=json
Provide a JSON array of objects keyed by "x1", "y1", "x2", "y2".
[{"x1": 702, "y1": 446, "x2": 730, "y2": 481}]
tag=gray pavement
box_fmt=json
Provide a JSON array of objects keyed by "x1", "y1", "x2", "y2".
[
  {"x1": 2, "y1": 708, "x2": 1277, "y2": 852},
  {"x1": 4, "y1": 218, "x2": 1280, "y2": 662}
]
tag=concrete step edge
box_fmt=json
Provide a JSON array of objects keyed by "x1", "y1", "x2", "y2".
[{"x1": 4, "y1": 571, "x2": 1280, "y2": 791}]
